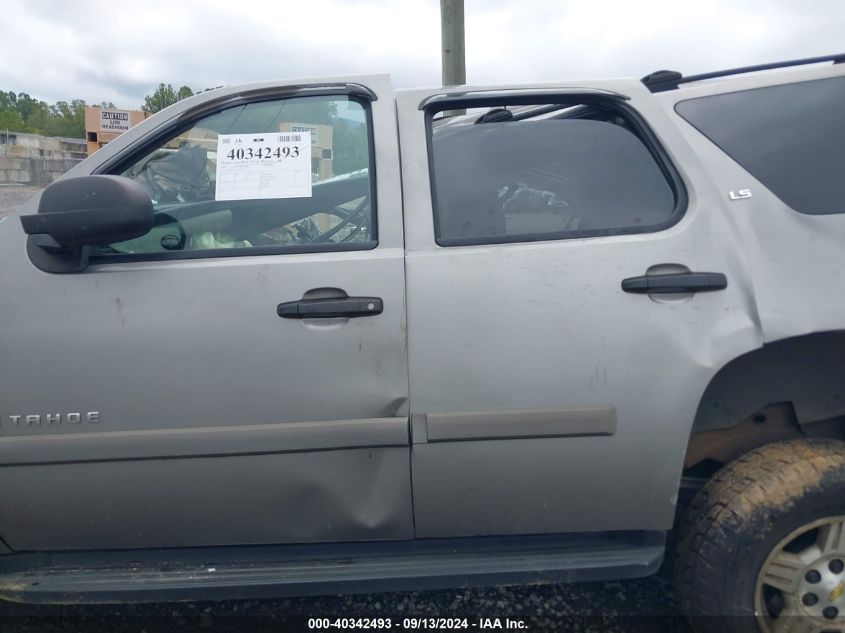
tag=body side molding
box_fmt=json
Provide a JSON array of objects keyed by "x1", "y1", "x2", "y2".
[
  {"x1": 420, "y1": 407, "x2": 617, "y2": 443},
  {"x1": 0, "y1": 417, "x2": 409, "y2": 466}
]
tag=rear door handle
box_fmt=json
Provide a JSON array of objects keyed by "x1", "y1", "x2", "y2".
[
  {"x1": 621, "y1": 272, "x2": 728, "y2": 294},
  {"x1": 277, "y1": 297, "x2": 383, "y2": 319}
]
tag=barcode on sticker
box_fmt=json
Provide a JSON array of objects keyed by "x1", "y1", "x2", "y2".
[{"x1": 277, "y1": 134, "x2": 302, "y2": 142}]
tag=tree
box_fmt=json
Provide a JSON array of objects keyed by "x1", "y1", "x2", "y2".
[
  {"x1": 332, "y1": 117, "x2": 368, "y2": 174},
  {"x1": 45, "y1": 99, "x2": 85, "y2": 138},
  {"x1": 0, "y1": 109, "x2": 24, "y2": 131},
  {"x1": 142, "y1": 83, "x2": 194, "y2": 114},
  {"x1": 18, "y1": 98, "x2": 51, "y2": 135},
  {"x1": 13, "y1": 93, "x2": 42, "y2": 125}
]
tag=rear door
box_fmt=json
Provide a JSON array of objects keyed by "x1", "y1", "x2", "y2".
[
  {"x1": 396, "y1": 82, "x2": 754, "y2": 537},
  {"x1": 0, "y1": 75, "x2": 412, "y2": 550}
]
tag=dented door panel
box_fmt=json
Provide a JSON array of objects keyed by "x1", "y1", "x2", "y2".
[{"x1": 0, "y1": 447, "x2": 411, "y2": 551}]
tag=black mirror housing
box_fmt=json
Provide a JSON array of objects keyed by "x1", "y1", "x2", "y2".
[{"x1": 20, "y1": 175, "x2": 153, "y2": 246}]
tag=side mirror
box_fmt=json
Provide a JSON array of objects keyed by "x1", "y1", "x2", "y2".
[{"x1": 20, "y1": 175, "x2": 153, "y2": 273}]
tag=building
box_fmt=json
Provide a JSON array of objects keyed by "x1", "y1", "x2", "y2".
[{"x1": 84, "y1": 106, "x2": 147, "y2": 155}]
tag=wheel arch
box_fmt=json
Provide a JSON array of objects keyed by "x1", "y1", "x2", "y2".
[
  {"x1": 693, "y1": 330, "x2": 845, "y2": 433},
  {"x1": 679, "y1": 330, "x2": 845, "y2": 477}
]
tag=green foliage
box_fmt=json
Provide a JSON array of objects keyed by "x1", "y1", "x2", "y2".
[
  {"x1": 332, "y1": 116, "x2": 368, "y2": 174},
  {"x1": 0, "y1": 90, "x2": 85, "y2": 138},
  {"x1": 142, "y1": 83, "x2": 194, "y2": 114},
  {"x1": 0, "y1": 109, "x2": 24, "y2": 131},
  {"x1": 47, "y1": 100, "x2": 87, "y2": 138}
]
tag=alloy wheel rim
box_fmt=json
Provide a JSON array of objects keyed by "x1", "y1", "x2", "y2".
[{"x1": 755, "y1": 516, "x2": 845, "y2": 633}]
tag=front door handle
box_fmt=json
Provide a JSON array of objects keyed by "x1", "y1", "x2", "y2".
[
  {"x1": 277, "y1": 296, "x2": 383, "y2": 319},
  {"x1": 621, "y1": 272, "x2": 727, "y2": 294}
]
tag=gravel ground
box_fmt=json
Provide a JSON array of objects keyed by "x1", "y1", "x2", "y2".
[
  {"x1": 0, "y1": 182, "x2": 690, "y2": 632},
  {"x1": 0, "y1": 570, "x2": 690, "y2": 633},
  {"x1": 0, "y1": 184, "x2": 40, "y2": 217}
]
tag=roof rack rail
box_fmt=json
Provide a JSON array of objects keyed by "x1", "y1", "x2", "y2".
[{"x1": 641, "y1": 53, "x2": 845, "y2": 93}]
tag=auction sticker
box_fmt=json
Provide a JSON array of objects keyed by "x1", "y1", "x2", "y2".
[{"x1": 215, "y1": 132, "x2": 312, "y2": 201}]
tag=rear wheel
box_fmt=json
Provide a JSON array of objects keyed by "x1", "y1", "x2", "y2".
[{"x1": 675, "y1": 438, "x2": 845, "y2": 633}]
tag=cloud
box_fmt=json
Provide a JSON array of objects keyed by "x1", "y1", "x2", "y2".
[{"x1": 1, "y1": 0, "x2": 843, "y2": 108}]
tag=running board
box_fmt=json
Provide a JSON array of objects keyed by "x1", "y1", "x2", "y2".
[{"x1": 0, "y1": 532, "x2": 665, "y2": 604}]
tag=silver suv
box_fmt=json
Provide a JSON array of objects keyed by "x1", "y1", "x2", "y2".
[{"x1": 2, "y1": 53, "x2": 845, "y2": 633}]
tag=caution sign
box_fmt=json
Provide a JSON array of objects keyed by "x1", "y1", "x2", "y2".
[{"x1": 100, "y1": 109, "x2": 131, "y2": 133}]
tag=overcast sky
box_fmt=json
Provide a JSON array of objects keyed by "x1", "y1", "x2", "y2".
[{"x1": 1, "y1": 0, "x2": 842, "y2": 108}]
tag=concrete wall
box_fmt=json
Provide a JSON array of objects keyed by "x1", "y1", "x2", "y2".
[{"x1": 0, "y1": 132, "x2": 86, "y2": 187}]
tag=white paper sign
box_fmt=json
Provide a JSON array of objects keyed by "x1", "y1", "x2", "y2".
[
  {"x1": 100, "y1": 109, "x2": 131, "y2": 132},
  {"x1": 215, "y1": 132, "x2": 312, "y2": 201}
]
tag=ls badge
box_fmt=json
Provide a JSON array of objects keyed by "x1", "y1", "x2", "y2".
[{"x1": 729, "y1": 189, "x2": 753, "y2": 200}]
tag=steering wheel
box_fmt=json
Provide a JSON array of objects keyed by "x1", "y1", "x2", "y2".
[{"x1": 308, "y1": 196, "x2": 371, "y2": 244}]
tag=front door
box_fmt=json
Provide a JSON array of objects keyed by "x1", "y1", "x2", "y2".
[{"x1": 0, "y1": 75, "x2": 412, "y2": 550}]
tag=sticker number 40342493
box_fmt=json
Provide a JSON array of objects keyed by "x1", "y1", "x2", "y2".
[{"x1": 214, "y1": 132, "x2": 312, "y2": 202}]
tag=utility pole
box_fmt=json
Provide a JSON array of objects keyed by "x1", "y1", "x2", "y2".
[{"x1": 440, "y1": 0, "x2": 466, "y2": 87}]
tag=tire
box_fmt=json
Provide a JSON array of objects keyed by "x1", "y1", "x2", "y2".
[{"x1": 674, "y1": 438, "x2": 845, "y2": 633}]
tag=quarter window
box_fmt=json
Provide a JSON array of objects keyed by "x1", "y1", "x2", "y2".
[
  {"x1": 675, "y1": 76, "x2": 845, "y2": 215},
  {"x1": 94, "y1": 95, "x2": 375, "y2": 259},
  {"x1": 428, "y1": 101, "x2": 679, "y2": 246}
]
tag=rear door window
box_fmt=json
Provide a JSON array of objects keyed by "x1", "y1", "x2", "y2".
[
  {"x1": 428, "y1": 101, "x2": 680, "y2": 246},
  {"x1": 675, "y1": 76, "x2": 845, "y2": 215}
]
